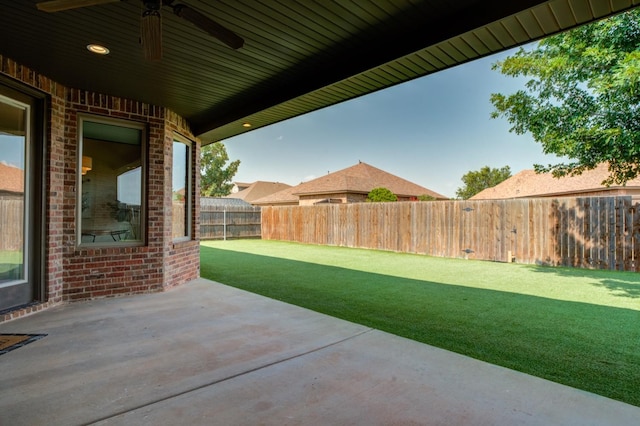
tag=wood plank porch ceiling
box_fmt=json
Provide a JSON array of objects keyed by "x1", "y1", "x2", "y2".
[{"x1": 1, "y1": 1, "x2": 638, "y2": 144}]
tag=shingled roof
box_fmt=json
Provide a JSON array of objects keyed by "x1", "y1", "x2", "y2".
[
  {"x1": 295, "y1": 162, "x2": 446, "y2": 198},
  {"x1": 251, "y1": 186, "x2": 300, "y2": 206},
  {"x1": 471, "y1": 163, "x2": 640, "y2": 200},
  {"x1": 226, "y1": 181, "x2": 292, "y2": 203},
  {"x1": 0, "y1": 162, "x2": 24, "y2": 194},
  {"x1": 253, "y1": 162, "x2": 446, "y2": 205}
]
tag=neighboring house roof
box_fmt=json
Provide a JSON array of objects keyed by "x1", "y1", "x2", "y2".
[
  {"x1": 0, "y1": 162, "x2": 24, "y2": 194},
  {"x1": 471, "y1": 164, "x2": 640, "y2": 200},
  {"x1": 252, "y1": 186, "x2": 300, "y2": 206},
  {"x1": 200, "y1": 197, "x2": 252, "y2": 207},
  {"x1": 2, "y1": 2, "x2": 629, "y2": 144},
  {"x1": 227, "y1": 181, "x2": 292, "y2": 203},
  {"x1": 253, "y1": 162, "x2": 447, "y2": 205},
  {"x1": 293, "y1": 162, "x2": 447, "y2": 199}
]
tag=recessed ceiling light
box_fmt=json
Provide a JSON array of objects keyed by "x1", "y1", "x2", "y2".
[
  {"x1": 87, "y1": 44, "x2": 110, "y2": 55},
  {"x1": 242, "y1": 123, "x2": 251, "y2": 128}
]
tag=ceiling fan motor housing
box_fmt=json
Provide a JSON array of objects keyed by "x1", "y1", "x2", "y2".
[{"x1": 143, "y1": 0, "x2": 162, "y2": 11}]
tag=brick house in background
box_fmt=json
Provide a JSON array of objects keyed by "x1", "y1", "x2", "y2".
[
  {"x1": 0, "y1": 162, "x2": 24, "y2": 196},
  {"x1": 471, "y1": 163, "x2": 640, "y2": 201},
  {"x1": 0, "y1": 163, "x2": 25, "y2": 276},
  {"x1": 253, "y1": 162, "x2": 447, "y2": 206}
]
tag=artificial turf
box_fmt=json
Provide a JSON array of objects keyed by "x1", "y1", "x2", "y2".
[{"x1": 200, "y1": 239, "x2": 640, "y2": 406}]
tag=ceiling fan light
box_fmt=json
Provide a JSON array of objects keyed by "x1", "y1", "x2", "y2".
[{"x1": 140, "y1": 9, "x2": 162, "y2": 61}]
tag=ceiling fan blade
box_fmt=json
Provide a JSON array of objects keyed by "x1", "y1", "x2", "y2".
[
  {"x1": 172, "y1": 4, "x2": 244, "y2": 49},
  {"x1": 140, "y1": 3, "x2": 163, "y2": 61},
  {"x1": 36, "y1": 0, "x2": 120, "y2": 13}
]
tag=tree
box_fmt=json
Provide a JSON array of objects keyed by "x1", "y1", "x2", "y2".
[
  {"x1": 200, "y1": 143, "x2": 240, "y2": 197},
  {"x1": 367, "y1": 187, "x2": 398, "y2": 202},
  {"x1": 456, "y1": 166, "x2": 511, "y2": 199},
  {"x1": 490, "y1": 9, "x2": 640, "y2": 185}
]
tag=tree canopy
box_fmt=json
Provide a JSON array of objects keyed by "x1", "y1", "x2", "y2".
[
  {"x1": 200, "y1": 143, "x2": 240, "y2": 197},
  {"x1": 490, "y1": 9, "x2": 640, "y2": 185},
  {"x1": 367, "y1": 187, "x2": 398, "y2": 202},
  {"x1": 456, "y1": 166, "x2": 511, "y2": 199}
]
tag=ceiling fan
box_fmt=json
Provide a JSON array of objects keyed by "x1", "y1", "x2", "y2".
[{"x1": 35, "y1": 0, "x2": 244, "y2": 61}]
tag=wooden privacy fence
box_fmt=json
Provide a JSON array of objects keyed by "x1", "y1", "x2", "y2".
[
  {"x1": 261, "y1": 196, "x2": 640, "y2": 271},
  {"x1": 200, "y1": 205, "x2": 261, "y2": 240},
  {"x1": 0, "y1": 197, "x2": 23, "y2": 251}
]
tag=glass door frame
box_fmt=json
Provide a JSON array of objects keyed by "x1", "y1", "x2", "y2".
[{"x1": 0, "y1": 76, "x2": 45, "y2": 311}]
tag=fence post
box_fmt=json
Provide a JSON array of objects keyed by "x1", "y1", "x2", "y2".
[{"x1": 223, "y1": 206, "x2": 227, "y2": 241}]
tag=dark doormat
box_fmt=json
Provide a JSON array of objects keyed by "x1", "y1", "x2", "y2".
[{"x1": 0, "y1": 334, "x2": 47, "y2": 355}]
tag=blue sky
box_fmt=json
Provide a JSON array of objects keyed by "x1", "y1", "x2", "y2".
[
  {"x1": 223, "y1": 44, "x2": 562, "y2": 198},
  {"x1": 0, "y1": 135, "x2": 24, "y2": 168}
]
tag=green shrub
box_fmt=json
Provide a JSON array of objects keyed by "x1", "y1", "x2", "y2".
[{"x1": 367, "y1": 187, "x2": 397, "y2": 202}]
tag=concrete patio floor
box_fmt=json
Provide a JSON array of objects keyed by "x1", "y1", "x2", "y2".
[{"x1": 1, "y1": 278, "x2": 638, "y2": 425}]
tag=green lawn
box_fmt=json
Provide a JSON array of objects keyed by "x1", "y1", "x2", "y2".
[
  {"x1": 200, "y1": 239, "x2": 640, "y2": 406},
  {"x1": 0, "y1": 250, "x2": 22, "y2": 278}
]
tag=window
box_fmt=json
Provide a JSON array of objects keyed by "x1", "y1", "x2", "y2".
[
  {"x1": 78, "y1": 116, "x2": 145, "y2": 245},
  {"x1": 172, "y1": 137, "x2": 192, "y2": 240}
]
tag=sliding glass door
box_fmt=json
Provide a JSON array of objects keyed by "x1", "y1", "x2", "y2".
[{"x1": 0, "y1": 84, "x2": 41, "y2": 311}]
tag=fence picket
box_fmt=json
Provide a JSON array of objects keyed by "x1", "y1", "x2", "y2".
[
  {"x1": 581, "y1": 198, "x2": 590, "y2": 268},
  {"x1": 623, "y1": 201, "x2": 634, "y2": 271},
  {"x1": 633, "y1": 204, "x2": 640, "y2": 272}
]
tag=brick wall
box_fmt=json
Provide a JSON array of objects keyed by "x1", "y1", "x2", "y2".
[{"x1": 0, "y1": 55, "x2": 201, "y2": 321}]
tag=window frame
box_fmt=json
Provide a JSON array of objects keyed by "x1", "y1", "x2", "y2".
[
  {"x1": 172, "y1": 134, "x2": 193, "y2": 242},
  {"x1": 76, "y1": 114, "x2": 147, "y2": 248}
]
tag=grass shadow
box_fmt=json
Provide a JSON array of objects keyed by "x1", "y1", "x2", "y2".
[
  {"x1": 201, "y1": 244, "x2": 640, "y2": 407},
  {"x1": 530, "y1": 264, "x2": 640, "y2": 299}
]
